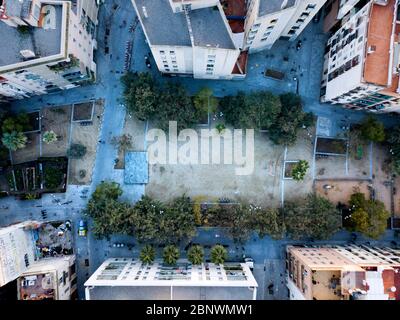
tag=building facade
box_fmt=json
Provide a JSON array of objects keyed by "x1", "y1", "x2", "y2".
[
  {"x1": 85, "y1": 258, "x2": 258, "y2": 300},
  {"x1": 17, "y1": 255, "x2": 77, "y2": 300},
  {"x1": 286, "y1": 245, "x2": 400, "y2": 300},
  {"x1": 0, "y1": 0, "x2": 99, "y2": 101},
  {"x1": 320, "y1": 0, "x2": 400, "y2": 113},
  {"x1": 132, "y1": 0, "x2": 246, "y2": 80},
  {"x1": 244, "y1": 0, "x2": 328, "y2": 52},
  {"x1": 0, "y1": 221, "x2": 40, "y2": 287}
]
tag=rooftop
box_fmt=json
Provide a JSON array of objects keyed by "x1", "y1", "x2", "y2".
[
  {"x1": 189, "y1": 6, "x2": 236, "y2": 49},
  {"x1": 134, "y1": 0, "x2": 236, "y2": 49},
  {"x1": 3, "y1": 0, "x2": 32, "y2": 18},
  {"x1": 363, "y1": 0, "x2": 397, "y2": 87},
  {"x1": 133, "y1": 0, "x2": 191, "y2": 46},
  {"x1": 0, "y1": 3, "x2": 63, "y2": 68},
  {"x1": 18, "y1": 272, "x2": 55, "y2": 300},
  {"x1": 85, "y1": 258, "x2": 258, "y2": 288},
  {"x1": 258, "y1": 0, "x2": 296, "y2": 16}
]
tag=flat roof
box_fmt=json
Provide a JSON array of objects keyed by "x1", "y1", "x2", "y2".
[
  {"x1": 133, "y1": 0, "x2": 191, "y2": 46},
  {"x1": 363, "y1": 0, "x2": 396, "y2": 87},
  {"x1": 134, "y1": 0, "x2": 236, "y2": 49},
  {"x1": 189, "y1": 6, "x2": 236, "y2": 49},
  {"x1": 0, "y1": 3, "x2": 63, "y2": 68},
  {"x1": 4, "y1": 0, "x2": 32, "y2": 18},
  {"x1": 89, "y1": 285, "x2": 254, "y2": 300},
  {"x1": 258, "y1": 0, "x2": 296, "y2": 16},
  {"x1": 85, "y1": 258, "x2": 258, "y2": 288}
]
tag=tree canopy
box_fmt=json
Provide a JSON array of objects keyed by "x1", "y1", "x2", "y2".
[
  {"x1": 360, "y1": 116, "x2": 385, "y2": 142},
  {"x1": 347, "y1": 192, "x2": 390, "y2": 239},
  {"x1": 284, "y1": 193, "x2": 342, "y2": 240}
]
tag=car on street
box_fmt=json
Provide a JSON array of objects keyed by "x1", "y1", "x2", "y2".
[{"x1": 78, "y1": 220, "x2": 87, "y2": 237}]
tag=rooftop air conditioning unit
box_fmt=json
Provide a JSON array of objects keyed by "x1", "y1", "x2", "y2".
[{"x1": 20, "y1": 50, "x2": 36, "y2": 59}]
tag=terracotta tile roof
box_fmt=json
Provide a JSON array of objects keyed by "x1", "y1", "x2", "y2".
[{"x1": 363, "y1": 0, "x2": 396, "y2": 87}]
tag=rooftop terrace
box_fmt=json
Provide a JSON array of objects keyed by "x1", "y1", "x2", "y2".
[
  {"x1": 0, "y1": 3, "x2": 63, "y2": 68},
  {"x1": 134, "y1": 0, "x2": 236, "y2": 49}
]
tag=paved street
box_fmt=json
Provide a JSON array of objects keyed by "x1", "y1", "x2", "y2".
[{"x1": 1, "y1": 0, "x2": 400, "y2": 300}]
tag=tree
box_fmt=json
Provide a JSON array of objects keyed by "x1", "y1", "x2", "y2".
[
  {"x1": 2, "y1": 131, "x2": 27, "y2": 151},
  {"x1": 347, "y1": 192, "x2": 390, "y2": 239},
  {"x1": 129, "y1": 196, "x2": 164, "y2": 243},
  {"x1": 291, "y1": 160, "x2": 310, "y2": 181},
  {"x1": 2, "y1": 113, "x2": 30, "y2": 133},
  {"x1": 121, "y1": 72, "x2": 158, "y2": 120},
  {"x1": 210, "y1": 245, "x2": 228, "y2": 264},
  {"x1": 140, "y1": 245, "x2": 156, "y2": 264},
  {"x1": 67, "y1": 143, "x2": 87, "y2": 158},
  {"x1": 284, "y1": 193, "x2": 342, "y2": 240},
  {"x1": 85, "y1": 182, "x2": 129, "y2": 239},
  {"x1": 228, "y1": 204, "x2": 254, "y2": 243},
  {"x1": 162, "y1": 195, "x2": 197, "y2": 243},
  {"x1": 268, "y1": 93, "x2": 314, "y2": 146},
  {"x1": 157, "y1": 83, "x2": 197, "y2": 131},
  {"x1": 42, "y1": 130, "x2": 58, "y2": 144},
  {"x1": 219, "y1": 92, "x2": 246, "y2": 128},
  {"x1": 241, "y1": 91, "x2": 281, "y2": 130},
  {"x1": 360, "y1": 116, "x2": 385, "y2": 142},
  {"x1": 111, "y1": 134, "x2": 133, "y2": 153},
  {"x1": 163, "y1": 245, "x2": 180, "y2": 265},
  {"x1": 187, "y1": 245, "x2": 204, "y2": 265},
  {"x1": 250, "y1": 206, "x2": 285, "y2": 239},
  {"x1": 193, "y1": 87, "x2": 218, "y2": 116},
  {"x1": 220, "y1": 91, "x2": 281, "y2": 130},
  {"x1": 386, "y1": 125, "x2": 400, "y2": 175}
]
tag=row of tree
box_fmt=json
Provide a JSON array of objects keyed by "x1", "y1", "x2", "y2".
[
  {"x1": 220, "y1": 92, "x2": 314, "y2": 145},
  {"x1": 85, "y1": 182, "x2": 347, "y2": 243},
  {"x1": 121, "y1": 72, "x2": 314, "y2": 146},
  {"x1": 140, "y1": 244, "x2": 228, "y2": 265}
]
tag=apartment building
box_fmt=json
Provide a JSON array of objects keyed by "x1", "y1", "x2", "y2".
[
  {"x1": 286, "y1": 245, "x2": 400, "y2": 300},
  {"x1": 244, "y1": 0, "x2": 327, "y2": 52},
  {"x1": 0, "y1": 221, "x2": 40, "y2": 287},
  {"x1": 17, "y1": 255, "x2": 77, "y2": 300},
  {"x1": 0, "y1": 0, "x2": 99, "y2": 101},
  {"x1": 85, "y1": 258, "x2": 258, "y2": 300},
  {"x1": 132, "y1": 0, "x2": 248, "y2": 80},
  {"x1": 320, "y1": 0, "x2": 400, "y2": 113}
]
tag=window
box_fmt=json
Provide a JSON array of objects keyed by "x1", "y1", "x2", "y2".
[
  {"x1": 306, "y1": 4, "x2": 316, "y2": 10},
  {"x1": 296, "y1": 18, "x2": 305, "y2": 24},
  {"x1": 270, "y1": 19, "x2": 278, "y2": 23},
  {"x1": 169, "y1": 51, "x2": 175, "y2": 54},
  {"x1": 160, "y1": 50, "x2": 165, "y2": 54}
]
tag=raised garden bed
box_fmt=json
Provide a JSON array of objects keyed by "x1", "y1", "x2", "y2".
[
  {"x1": 26, "y1": 111, "x2": 40, "y2": 132},
  {"x1": 72, "y1": 102, "x2": 94, "y2": 122},
  {"x1": 284, "y1": 161, "x2": 298, "y2": 179},
  {"x1": 0, "y1": 157, "x2": 68, "y2": 196},
  {"x1": 316, "y1": 137, "x2": 347, "y2": 155}
]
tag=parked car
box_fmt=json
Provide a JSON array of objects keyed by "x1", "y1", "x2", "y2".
[{"x1": 78, "y1": 220, "x2": 87, "y2": 237}]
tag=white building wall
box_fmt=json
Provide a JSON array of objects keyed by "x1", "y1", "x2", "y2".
[
  {"x1": 244, "y1": 0, "x2": 328, "y2": 52},
  {"x1": 193, "y1": 46, "x2": 239, "y2": 79},
  {"x1": 151, "y1": 45, "x2": 194, "y2": 75},
  {"x1": 322, "y1": 2, "x2": 372, "y2": 102},
  {"x1": 282, "y1": 0, "x2": 328, "y2": 39}
]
